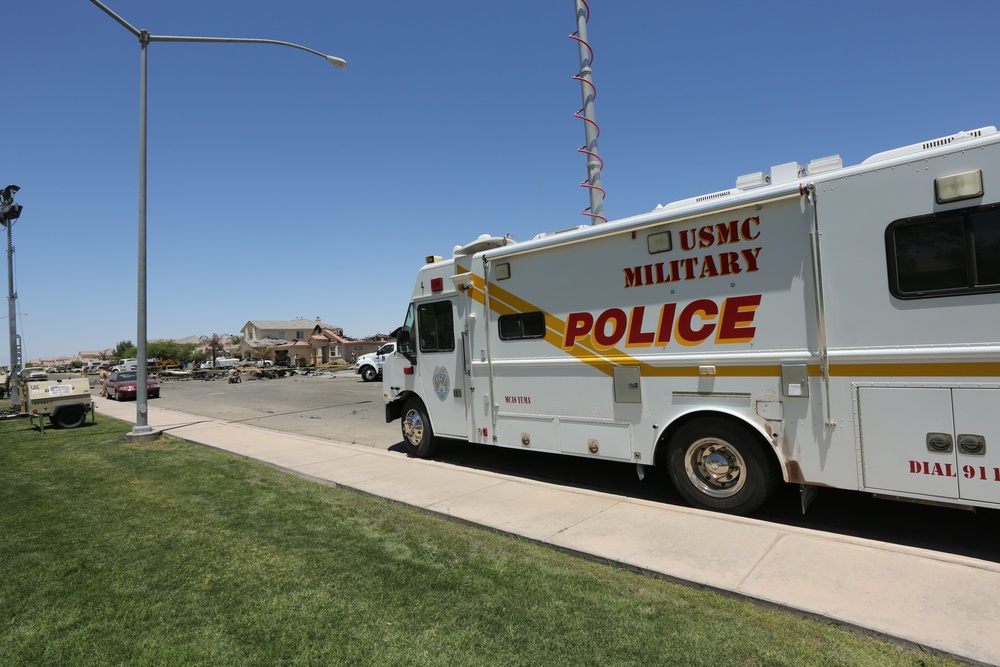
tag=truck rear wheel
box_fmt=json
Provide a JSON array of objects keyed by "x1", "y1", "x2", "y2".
[
  {"x1": 666, "y1": 417, "x2": 776, "y2": 516},
  {"x1": 51, "y1": 405, "x2": 86, "y2": 430},
  {"x1": 401, "y1": 398, "x2": 437, "y2": 458},
  {"x1": 361, "y1": 366, "x2": 378, "y2": 382}
]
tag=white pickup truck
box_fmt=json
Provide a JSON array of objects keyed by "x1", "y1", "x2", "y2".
[{"x1": 354, "y1": 342, "x2": 395, "y2": 382}]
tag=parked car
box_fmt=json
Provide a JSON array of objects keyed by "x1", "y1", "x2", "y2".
[
  {"x1": 21, "y1": 366, "x2": 48, "y2": 382},
  {"x1": 105, "y1": 370, "x2": 160, "y2": 401}
]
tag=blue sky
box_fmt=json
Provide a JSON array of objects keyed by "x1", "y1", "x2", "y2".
[{"x1": 4, "y1": 0, "x2": 1000, "y2": 363}]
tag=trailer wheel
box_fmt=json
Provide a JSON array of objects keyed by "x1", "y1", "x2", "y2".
[
  {"x1": 51, "y1": 405, "x2": 86, "y2": 430},
  {"x1": 401, "y1": 398, "x2": 437, "y2": 458},
  {"x1": 666, "y1": 417, "x2": 776, "y2": 515},
  {"x1": 361, "y1": 366, "x2": 378, "y2": 382}
]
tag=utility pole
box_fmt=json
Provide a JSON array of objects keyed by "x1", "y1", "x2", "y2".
[{"x1": 1, "y1": 185, "x2": 24, "y2": 405}]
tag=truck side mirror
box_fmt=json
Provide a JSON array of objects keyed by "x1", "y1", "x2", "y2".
[{"x1": 398, "y1": 331, "x2": 416, "y2": 363}]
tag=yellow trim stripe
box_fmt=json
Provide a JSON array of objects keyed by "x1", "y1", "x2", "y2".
[{"x1": 469, "y1": 275, "x2": 999, "y2": 380}]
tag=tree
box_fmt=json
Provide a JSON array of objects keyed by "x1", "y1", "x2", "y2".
[
  {"x1": 253, "y1": 343, "x2": 275, "y2": 366},
  {"x1": 200, "y1": 334, "x2": 224, "y2": 367},
  {"x1": 113, "y1": 340, "x2": 135, "y2": 361},
  {"x1": 148, "y1": 340, "x2": 197, "y2": 366}
]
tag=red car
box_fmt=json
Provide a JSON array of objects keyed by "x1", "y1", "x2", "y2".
[{"x1": 105, "y1": 370, "x2": 160, "y2": 401}]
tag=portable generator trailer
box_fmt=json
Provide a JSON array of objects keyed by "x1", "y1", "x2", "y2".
[
  {"x1": 4, "y1": 373, "x2": 94, "y2": 432},
  {"x1": 383, "y1": 127, "x2": 1000, "y2": 515}
]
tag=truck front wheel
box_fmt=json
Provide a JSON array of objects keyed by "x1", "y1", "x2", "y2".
[
  {"x1": 51, "y1": 405, "x2": 86, "y2": 430},
  {"x1": 666, "y1": 417, "x2": 776, "y2": 516},
  {"x1": 401, "y1": 399, "x2": 437, "y2": 458},
  {"x1": 361, "y1": 365, "x2": 378, "y2": 382}
]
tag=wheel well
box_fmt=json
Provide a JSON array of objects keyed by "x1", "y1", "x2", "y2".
[
  {"x1": 386, "y1": 390, "x2": 419, "y2": 423},
  {"x1": 653, "y1": 410, "x2": 781, "y2": 478},
  {"x1": 50, "y1": 401, "x2": 88, "y2": 416}
]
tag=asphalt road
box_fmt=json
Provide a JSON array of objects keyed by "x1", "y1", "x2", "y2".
[
  {"x1": 131, "y1": 369, "x2": 401, "y2": 447},
  {"x1": 128, "y1": 369, "x2": 1000, "y2": 564}
]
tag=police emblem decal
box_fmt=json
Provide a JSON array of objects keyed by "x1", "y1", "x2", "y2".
[{"x1": 432, "y1": 366, "x2": 450, "y2": 402}]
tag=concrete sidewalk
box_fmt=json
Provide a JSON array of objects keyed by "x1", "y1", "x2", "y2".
[{"x1": 94, "y1": 396, "x2": 1000, "y2": 666}]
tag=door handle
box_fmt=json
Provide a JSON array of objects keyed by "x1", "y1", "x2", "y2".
[
  {"x1": 957, "y1": 434, "x2": 986, "y2": 456},
  {"x1": 926, "y1": 433, "x2": 953, "y2": 453}
]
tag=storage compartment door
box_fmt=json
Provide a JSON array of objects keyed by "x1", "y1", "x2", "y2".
[
  {"x1": 859, "y1": 387, "x2": 959, "y2": 499},
  {"x1": 953, "y1": 388, "x2": 1000, "y2": 504}
]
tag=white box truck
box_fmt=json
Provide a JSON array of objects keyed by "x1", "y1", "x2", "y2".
[
  {"x1": 355, "y1": 343, "x2": 396, "y2": 382},
  {"x1": 383, "y1": 127, "x2": 1000, "y2": 515}
]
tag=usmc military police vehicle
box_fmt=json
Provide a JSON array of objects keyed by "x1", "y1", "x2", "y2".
[{"x1": 383, "y1": 126, "x2": 1000, "y2": 515}]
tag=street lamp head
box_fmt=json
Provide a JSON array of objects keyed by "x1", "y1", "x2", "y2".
[
  {"x1": 1, "y1": 185, "x2": 19, "y2": 201},
  {"x1": 325, "y1": 55, "x2": 347, "y2": 70}
]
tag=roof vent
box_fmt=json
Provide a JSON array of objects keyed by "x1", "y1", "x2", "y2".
[
  {"x1": 862, "y1": 127, "x2": 997, "y2": 165},
  {"x1": 654, "y1": 189, "x2": 737, "y2": 212},
  {"x1": 454, "y1": 234, "x2": 510, "y2": 257},
  {"x1": 806, "y1": 155, "x2": 843, "y2": 175},
  {"x1": 736, "y1": 171, "x2": 769, "y2": 190},
  {"x1": 696, "y1": 189, "x2": 737, "y2": 203}
]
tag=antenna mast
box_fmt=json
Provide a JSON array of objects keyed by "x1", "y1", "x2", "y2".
[{"x1": 571, "y1": 0, "x2": 606, "y2": 224}]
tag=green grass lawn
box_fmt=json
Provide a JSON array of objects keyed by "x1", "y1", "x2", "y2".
[{"x1": 0, "y1": 416, "x2": 967, "y2": 666}]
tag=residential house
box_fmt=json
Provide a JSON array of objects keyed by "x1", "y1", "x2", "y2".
[
  {"x1": 238, "y1": 317, "x2": 390, "y2": 366},
  {"x1": 239, "y1": 317, "x2": 336, "y2": 366}
]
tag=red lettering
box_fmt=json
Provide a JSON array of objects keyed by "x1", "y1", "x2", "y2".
[
  {"x1": 681, "y1": 257, "x2": 699, "y2": 280},
  {"x1": 909, "y1": 461, "x2": 923, "y2": 474},
  {"x1": 699, "y1": 254, "x2": 719, "y2": 279},
  {"x1": 698, "y1": 226, "x2": 715, "y2": 248},
  {"x1": 656, "y1": 304, "x2": 676, "y2": 345},
  {"x1": 679, "y1": 229, "x2": 697, "y2": 251},
  {"x1": 668, "y1": 260, "x2": 682, "y2": 282},
  {"x1": 741, "y1": 216, "x2": 761, "y2": 240},
  {"x1": 741, "y1": 247, "x2": 761, "y2": 273},
  {"x1": 718, "y1": 252, "x2": 741, "y2": 276},
  {"x1": 626, "y1": 306, "x2": 656, "y2": 347},
  {"x1": 716, "y1": 294, "x2": 761, "y2": 343},
  {"x1": 623, "y1": 267, "x2": 643, "y2": 288},
  {"x1": 675, "y1": 299, "x2": 718, "y2": 345},
  {"x1": 594, "y1": 308, "x2": 627, "y2": 349},
  {"x1": 963, "y1": 464, "x2": 975, "y2": 479},
  {"x1": 564, "y1": 312, "x2": 593, "y2": 348},
  {"x1": 715, "y1": 220, "x2": 740, "y2": 245}
]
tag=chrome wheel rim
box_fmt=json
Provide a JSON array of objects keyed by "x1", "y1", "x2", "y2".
[
  {"x1": 683, "y1": 437, "x2": 747, "y2": 498},
  {"x1": 402, "y1": 409, "x2": 425, "y2": 447}
]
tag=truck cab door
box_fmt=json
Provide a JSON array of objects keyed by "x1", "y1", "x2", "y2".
[{"x1": 409, "y1": 297, "x2": 471, "y2": 440}]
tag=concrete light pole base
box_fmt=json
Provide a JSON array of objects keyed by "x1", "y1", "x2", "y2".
[{"x1": 125, "y1": 428, "x2": 162, "y2": 443}]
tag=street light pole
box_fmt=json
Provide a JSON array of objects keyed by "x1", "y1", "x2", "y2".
[
  {"x1": 2, "y1": 185, "x2": 23, "y2": 405},
  {"x1": 88, "y1": 1, "x2": 347, "y2": 440}
]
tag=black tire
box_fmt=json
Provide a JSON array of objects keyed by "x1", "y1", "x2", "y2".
[
  {"x1": 51, "y1": 405, "x2": 86, "y2": 429},
  {"x1": 401, "y1": 398, "x2": 437, "y2": 458},
  {"x1": 666, "y1": 417, "x2": 777, "y2": 516},
  {"x1": 361, "y1": 366, "x2": 378, "y2": 382}
]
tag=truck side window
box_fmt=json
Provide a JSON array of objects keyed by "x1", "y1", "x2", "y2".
[
  {"x1": 498, "y1": 311, "x2": 546, "y2": 340},
  {"x1": 886, "y1": 203, "x2": 1000, "y2": 298},
  {"x1": 417, "y1": 301, "x2": 455, "y2": 353},
  {"x1": 397, "y1": 304, "x2": 417, "y2": 363}
]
